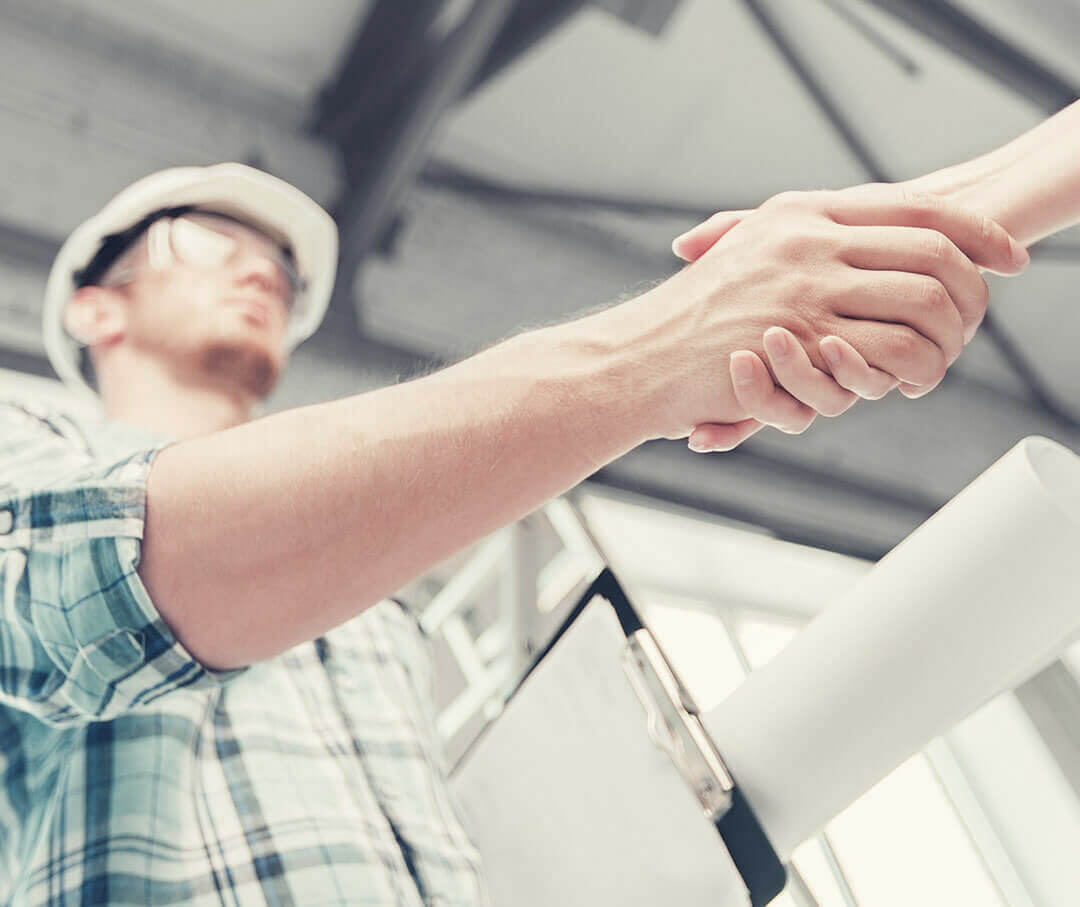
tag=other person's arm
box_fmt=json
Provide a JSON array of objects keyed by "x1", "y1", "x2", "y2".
[{"x1": 677, "y1": 99, "x2": 1080, "y2": 449}]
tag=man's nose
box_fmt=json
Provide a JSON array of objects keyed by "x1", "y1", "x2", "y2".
[{"x1": 235, "y1": 254, "x2": 289, "y2": 307}]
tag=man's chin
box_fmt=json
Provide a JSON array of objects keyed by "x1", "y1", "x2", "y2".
[{"x1": 199, "y1": 341, "x2": 283, "y2": 400}]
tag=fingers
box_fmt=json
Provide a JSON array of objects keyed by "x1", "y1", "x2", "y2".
[
  {"x1": 688, "y1": 418, "x2": 764, "y2": 453},
  {"x1": 832, "y1": 319, "x2": 947, "y2": 388},
  {"x1": 672, "y1": 210, "x2": 754, "y2": 262},
  {"x1": 835, "y1": 269, "x2": 966, "y2": 364},
  {"x1": 826, "y1": 185, "x2": 1029, "y2": 276},
  {"x1": 696, "y1": 330, "x2": 906, "y2": 453},
  {"x1": 898, "y1": 381, "x2": 934, "y2": 399},
  {"x1": 838, "y1": 226, "x2": 989, "y2": 343},
  {"x1": 819, "y1": 336, "x2": 898, "y2": 399},
  {"x1": 730, "y1": 349, "x2": 818, "y2": 434},
  {"x1": 762, "y1": 328, "x2": 858, "y2": 416}
]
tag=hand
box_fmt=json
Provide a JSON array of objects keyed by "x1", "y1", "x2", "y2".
[
  {"x1": 677, "y1": 213, "x2": 898, "y2": 450},
  {"x1": 666, "y1": 185, "x2": 1029, "y2": 451},
  {"x1": 612, "y1": 184, "x2": 1028, "y2": 446}
]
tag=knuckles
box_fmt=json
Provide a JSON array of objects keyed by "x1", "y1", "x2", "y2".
[
  {"x1": 885, "y1": 326, "x2": 921, "y2": 363},
  {"x1": 760, "y1": 190, "x2": 806, "y2": 212},
  {"x1": 917, "y1": 276, "x2": 951, "y2": 316},
  {"x1": 897, "y1": 189, "x2": 941, "y2": 225},
  {"x1": 886, "y1": 328, "x2": 947, "y2": 385},
  {"x1": 923, "y1": 231, "x2": 951, "y2": 266}
]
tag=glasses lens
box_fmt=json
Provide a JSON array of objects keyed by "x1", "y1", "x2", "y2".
[
  {"x1": 172, "y1": 213, "x2": 303, "y2": 311},
  {"x1": 170, "y1": 217, "x2": 237, "y2": 267}
]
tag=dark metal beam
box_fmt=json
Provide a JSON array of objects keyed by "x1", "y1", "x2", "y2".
[
  {"x1": 320, "y1": 0, "x2": 521, "y2": 341},
  {"x1": 1030, "y1": 242, "x2": 1080, "y2": 263},
  {"x1": 593, "y1": 0, "x2": 685, "y2": 35},
  {"x1": 593, "y1": 439, "x2": 934, "y2": 561},
  {"x1": 312, "y1": 0, "x2": 446, "y2": 143},
  {"x1": 741, "y1": 0, "x2": 888, "y2": 181},
  {"x1": 815, "y1": 0, "x2": 919, "y2": 76},
  {"x1": 468, "y1": 0, "x2": 587, "y2": 94},
  {"x1": 0, "y1": 345, "x2": 56, "y2": 380},
  {"x1": 0, "y1": 221, "x2": 61, "y2": 268},
  {"x1": 860, "y1": 0, "x2": 1079, "y2": 113},
  {"x1": 979, "y1": 311, "x2": 1080, "y2": 428}
]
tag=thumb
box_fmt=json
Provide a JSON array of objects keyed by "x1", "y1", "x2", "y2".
[
  {"x1": 687, "y1": 418, "x2": 764, "y2": 453},
  {"x1": 672, "y1": 209, "x2": 754, "y2": 262}
]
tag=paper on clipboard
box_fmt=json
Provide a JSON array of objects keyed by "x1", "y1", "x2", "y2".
[{"x1": 452, "y1": 598, "x2": 751, "y2": 907}]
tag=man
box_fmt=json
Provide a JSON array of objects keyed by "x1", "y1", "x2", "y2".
[{"x1": 0, "y1": 155, "x2": 1030, "y2": 904}]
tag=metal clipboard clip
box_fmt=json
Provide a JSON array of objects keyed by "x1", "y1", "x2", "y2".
[{"x1": 623, "y1": 627, "x2": 735, "y2": 822}]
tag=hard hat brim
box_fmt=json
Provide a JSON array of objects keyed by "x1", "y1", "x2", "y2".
[{"x1": 42, "y1": 163, "x2": 339, "y2": 407}]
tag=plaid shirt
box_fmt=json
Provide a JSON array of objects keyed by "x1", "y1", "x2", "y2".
[{"x1": 0, "y1": 399, "x2": 487, "y2": 906}]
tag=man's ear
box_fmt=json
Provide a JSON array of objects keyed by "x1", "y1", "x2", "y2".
[{"x1": 63, "y1": 287, "x2": 127, "y2": 348}]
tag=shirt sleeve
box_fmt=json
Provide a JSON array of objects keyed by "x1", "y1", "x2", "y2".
[{"x1": 0, "y1": 401, "x2": 246, "y2": 726}]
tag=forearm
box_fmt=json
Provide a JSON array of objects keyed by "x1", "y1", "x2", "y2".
[
  {"x1": 139, "y1": 313, "x2": 651, "y2": 670},
  {"x1": 905, "y1": 99, "x2": 1080, "y2": 246}
]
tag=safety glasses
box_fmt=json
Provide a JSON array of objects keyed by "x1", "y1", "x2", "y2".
[{"x1": 104, "y1": 211, "x2": 304, "y2": 311}]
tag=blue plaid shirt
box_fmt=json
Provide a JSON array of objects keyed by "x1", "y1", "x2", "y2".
[{"x1": 0, "y1": 399, "x2": 487, "y2": 905}]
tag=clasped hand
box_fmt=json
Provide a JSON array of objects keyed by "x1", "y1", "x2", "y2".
[{"x1": 660, "y1": 184, "x2": 1029, "y2": 451}]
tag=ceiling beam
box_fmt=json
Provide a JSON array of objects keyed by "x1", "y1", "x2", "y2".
[
  {"x1": 859, "y1": 0, "x2": 1079, "y2": 113},
  {"x1": 593, "y1": 439, "x2": 933, "y2": 561},
  {"x1": 313, "y1": 0, "x2": 445, "y2": 145},
  {"x1": 814, "y1": 0, "x2": 919, "y2": 76},
  {"x1": 316, "y1": 0, "x2": 521, "y2": 340},
  {"x1": 0, "y1": 345, "x2": 55, "y2": 380},
  {"x1": 467, "y1": 0, "x2": 588, "y2": 94},
  {"x1": 592, "y1": 0, "x2": 685, "y2": 35},
  {"x1": 1031, "y1": 242, "x2": 1080, "y2": 263},
  {"x1": 741, "y1": 0, "x2": 888, "y2": 181},
  {"x1": 0, "y1": 220, "x2": 61, "y2": 268}
]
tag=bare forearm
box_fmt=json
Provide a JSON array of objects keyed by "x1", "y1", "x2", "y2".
[
  {"x1": 139, "y1": 314, "x2": 649, "y2": 669},
  {"x1": 905, "y1": 99, "x2": 1080, "y2": 245}
]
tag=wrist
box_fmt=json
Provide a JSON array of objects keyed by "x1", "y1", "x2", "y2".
[
  {"x1": 509, "y1": 311, "x2": 658, "y2": 462},
  {"x1": 583, "y1": 276, "x2": 739, "y2": 440},
  {"x1": 901, "y1": 151, "x2": 1005, "y2": 203}
]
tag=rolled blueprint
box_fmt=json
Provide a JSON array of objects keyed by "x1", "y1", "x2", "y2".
[{"x1": 703, "y1": 436, "x2": 1080, "y2": 861}]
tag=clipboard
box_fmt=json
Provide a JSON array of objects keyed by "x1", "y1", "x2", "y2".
[{"x1": 451, "y1": 567, "x2": 786, "y2": 906}]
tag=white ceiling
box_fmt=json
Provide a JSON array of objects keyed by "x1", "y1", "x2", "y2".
[
  {"x1": 438, "y1": 4, "x2": 870, "y2": 206},
  {"x1": 403, "y1": 0, "x2": 1080, "y2": 411},
  {"x1": 75, "y1": 0, "x2": 374, "y2": 106},
  {"x1": 2, "y1": 0, "x2": 1079, "y2": 552}
]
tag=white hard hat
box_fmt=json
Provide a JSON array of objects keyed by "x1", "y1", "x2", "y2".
[{"x1": 42, "y1": 162, "x2": 339, "y2": 406}]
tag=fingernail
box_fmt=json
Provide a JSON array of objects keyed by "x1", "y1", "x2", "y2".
[
  {"x1": 1012, "y1": 240, "x2": 1030, "y2": 269},
  {"x1": 763, "y1": 328, "x2": 791, "y2": 359},
  {"x1": 731, "y1": 351, "x2": 755, "y2": 385},
  {"x1": 821, "y1": 337, "x2": 841, "y2": 366},
  {"x1": 688, "y1": 438, "x2": 709, "y2": 453}
]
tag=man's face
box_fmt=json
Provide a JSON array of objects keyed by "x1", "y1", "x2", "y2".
[{"x1": 100, "y1": 213, "x2": 297, "y2": 398}]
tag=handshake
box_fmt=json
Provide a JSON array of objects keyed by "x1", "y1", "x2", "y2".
[{"x1": 599, "y1": 182, "x2": 1031, "y2": 453}]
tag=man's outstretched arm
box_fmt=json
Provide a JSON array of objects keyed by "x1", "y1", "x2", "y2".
[{"x1": 138, "y1": 187, "x2": 1023, "y2": 669}]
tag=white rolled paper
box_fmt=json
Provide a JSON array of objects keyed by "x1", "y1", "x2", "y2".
[{"x1": 703, "y1": 436, "x2": 1080, "y2": 861}]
